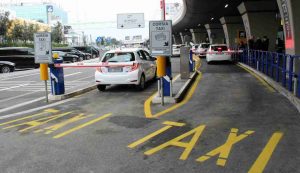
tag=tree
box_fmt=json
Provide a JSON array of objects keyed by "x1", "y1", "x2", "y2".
[
  {"x1": 0, "y1": 11, "x2": 11, "y2": 42},
  {"x1": 11, "y1": 20, "x2": 24, "y2": 42},
  {"x1": 51, "y1": 22, "x2": 64, "y2": 43}
]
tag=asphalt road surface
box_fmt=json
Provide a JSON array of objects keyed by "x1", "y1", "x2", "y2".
[{"x1": 0, "y1": 58, "x2": 299, "y2": 173}]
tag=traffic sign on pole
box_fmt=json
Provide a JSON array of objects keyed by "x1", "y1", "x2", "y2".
[
  {"x1": 117, "y1": 13, "x2": 145, "y2": 29},
  {"x1": 34, "y1": 32, "x2": 53, "y2": 64},
  {"x1": 149, "y1": 20, "x2": 172, "y2": 56}
]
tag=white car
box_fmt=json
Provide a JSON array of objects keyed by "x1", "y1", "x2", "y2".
[
  {"x1": 206, "y1": 44, "x2": 232, "y2": 64},
  {"x1": 195, "y1": 43, "x2": 210, "y2": 57},
  {"x1": 172, "y1": 44, "x2": 182, "y2": 57},
  {"x1": 95, "y1": 48, "x2": 157, "y2": 91}
]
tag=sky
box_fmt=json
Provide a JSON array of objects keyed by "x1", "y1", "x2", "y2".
[
  {"x1": 1, "y1": 0, "x2": 182, "y2": 41},
  {"x1": 53, "y1": 0, "x2": 163, "y2": 41}
]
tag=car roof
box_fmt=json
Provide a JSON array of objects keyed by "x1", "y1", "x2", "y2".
[{"x1": 105, "y1": 48, "x2": 145, "y2": 54}]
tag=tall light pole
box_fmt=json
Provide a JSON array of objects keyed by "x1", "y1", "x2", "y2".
[{"x1": 160, "y1": 0, "x2": 166, "y2": 20}]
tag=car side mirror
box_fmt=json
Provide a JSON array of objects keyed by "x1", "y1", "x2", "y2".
[{"x1": 152, "y1": 57, "x2": 157, "y2": 60}]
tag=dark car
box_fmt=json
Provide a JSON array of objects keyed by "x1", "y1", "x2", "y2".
[
  {"x1": 0, "y1": 47, "x2": 38, "y2": 69},
  {"x1": 53, "y1": 51, "x2": 80, "y2": 63},
  {"x1": 0, "y1": 61, "x2": 15, "y2": 73},
  {"x1": 73, "y1": 46, "x2": 99, "y2": 59},
  {"x1": 52, "y1": 47, "x2": 86, "y2": 61}
]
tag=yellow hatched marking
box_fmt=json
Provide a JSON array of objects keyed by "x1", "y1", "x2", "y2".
[
  {"x1": 163, "y1": 121, "x2": 185, "y2": 127},
  {"x1": 53, "y1": 113, "x2": 112, "y2": 139},
  {"x1": 0, "y1": 109, "x2": 59, "y2": 127},
  {"x1": 248, "y1": 132, "x2": 283, "y2": 173}
]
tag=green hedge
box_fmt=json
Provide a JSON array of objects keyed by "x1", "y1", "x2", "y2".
[{"x1": 0, "y1": 42, "x2": 68, "y2": 48}]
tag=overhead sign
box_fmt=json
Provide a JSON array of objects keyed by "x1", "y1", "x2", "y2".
[
  {"x1": 149, "y1": 20, "x2": 172, "y2": 56},
  {"x1": 34, "y1": 32, "x2": 53, "y2": 64},
  {"x1": 117, "y1": 13, "x2": 145, "y2": 29},
  {"x1": 96, "y1": 36, "x2": 102, "y2": 43},
  {"x1": 46, "y1": 5, "x2": 53, "y2": 13}
]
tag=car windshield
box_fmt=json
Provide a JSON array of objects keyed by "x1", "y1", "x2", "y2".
[
  {"x1": 211, "y1": 46, "x2": 228, "y2": 51},
  {"x1": 102, "y1": 52, "x2": 135, "y2": 62},
  {"x1": 201, "y1": 44, "x2": 210, "y2": 48}
]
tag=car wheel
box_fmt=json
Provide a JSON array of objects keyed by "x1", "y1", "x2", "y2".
[
  {"x1": 97, "y1": 85, "x2": 106, "y2": 92},
  {"x1": 80, "y1": 57, "x2": 84, "y2": 61},
  {"x1": 93, "y1": 55, "x2": 96, "y2": 59},
  {"x1": 1, "y1": 65, "x2": 11, "y2": 73},
  {"x1": 137, "y1": 75, "x2": 146, "y2": 91},
  {"x1": 72, "y1": 58, "x2": 77, "y2": 63}
]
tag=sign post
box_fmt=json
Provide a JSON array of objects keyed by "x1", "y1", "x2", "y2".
[
  {"x1": 34, "y1": 32, "x2": 53, "y2": 103},
  {"x1": 149, "y1": 20, "x2": 172, "y2": 105}
]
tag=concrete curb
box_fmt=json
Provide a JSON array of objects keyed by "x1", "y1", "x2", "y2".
[
  {"x1": 174, "y1": 72, "x2": 198, "y2": 103},
  {"x1": 238, "y1": 62, "x2": 300, "y2": 113},
  {"x1": 49, "y1": 84, "x2": 97, "y2": 101}
]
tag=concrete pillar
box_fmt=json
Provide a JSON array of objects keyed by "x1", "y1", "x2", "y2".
[
  {"x1": 238, "y1": 1, "x2": 279, "y2": 51},
  {"x1": 277, "y1": 0, "x2": 300, "y2": 73},
  {"x1": 220, "y1": 16, "x2": 245, "y2": 48},
  {"x1": 204, "y1": 23, "x2": 226, "y2": 44},
  {"x1": 190, "y1": 28, "x2": 207, "y2": 44},
  {"x1": 180, "y1": 32, "x2": 192, "y2": 45},
  {"x1": 172, "y1": 34, "x2": 182, "y2": 45}
]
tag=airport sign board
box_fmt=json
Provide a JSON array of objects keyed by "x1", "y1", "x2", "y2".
[
  {"x1": 117, "y1": 13, "x2": 145, "y2": 29},
  {"x1": 34, "y1": 32, "x2": 53, "y2": 64},
  {"x1": 149, "y1": 20, "x2": 172, "y2": 56}
]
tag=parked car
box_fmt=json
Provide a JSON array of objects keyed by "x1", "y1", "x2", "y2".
[
  {"x1": 206, "y1": 44, "x2": 232, "y2": 64},
  {"x1": 0, "y1": 61, "x2": 15, "y2": 73},
  {"x1": 52, "y1": 51, "x2": 80, "y2": 63},
  {"x1": 195, "y1": 43, "x2": 210, "y2": 57},
  {"x1": 0, "y1": 47, "x2": 38, "y2": 69},
  {"x1": 73, "y1": 46, "x2": 99, "y2": 59},
  {"x1": 95, "y1": 48, "x2": 157, "y2": 91},
  {"x1": 191, "y1": 44, "x2": 199, "y2": 54},
  {"x1": 172, "y1": 44, "x2": 182, "y2": 57},
  {"x1": 52, "y1": 47, "x2": 85, "y2": 61}
]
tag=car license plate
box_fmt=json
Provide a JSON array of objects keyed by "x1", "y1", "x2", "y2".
[{"x1": 108, "y1": 67, "x2": 123, "y2": 72}]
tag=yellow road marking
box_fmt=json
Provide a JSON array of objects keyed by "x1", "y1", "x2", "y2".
[
  {"x1": 196, "y1": 128, "x2": 255, "y2": 166},
  {"x1": 0, "y1": 109, "x2": 59, "y2": 127},
  {"x1": 128, "y1": 121, "x2": 185, "y2": 149},
  {"x1": 144, "y1": 125, "x2": 206, "y2": 160},
  {"x1": 153, "y1": 73, "x2": 202, "y2": 118},
  {"x1": 237, "y1": 64, "x2": 276, "y2": 93},
  {"x1": 144, "y1": 74, "x2": 181, "y2": 118},
  {"x1": 248, "y1": 132, "x2": 283, "y2": 173},
  {"x1": 163, "y1": 121, "x2": 185, "y2": 127},
  {"x1": 53, "y1": 113, "x2": 112, "y2": 139}
]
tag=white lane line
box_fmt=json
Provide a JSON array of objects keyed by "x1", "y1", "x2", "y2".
[
  {"x1": 0, "y1": 91, "x2": 40, "y2": 103},
  {"x1": 0, "y1": 97, "x2": 45, "y2": 114},
  {"x1": 0, "y1": 98, "x2": 75, "y2": 120},
  {"x1": 0, "y1": 73, "x2": 39, "y2": 80},
  {"x1": 64, "y1": 72, "x2": 82, "y2": 77},
  {"x1": 0, "y1": 84, "x2": 30, "y2": 91}
]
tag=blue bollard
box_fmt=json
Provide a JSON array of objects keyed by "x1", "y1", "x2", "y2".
[{"x1": 50, "y1": 59, "x2": 65, "y2": 95}]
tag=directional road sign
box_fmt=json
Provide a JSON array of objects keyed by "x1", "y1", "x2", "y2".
[
  {"x1": 149, "y1": 20, "x2": 172, "y2": 56},
  {"x1": 34, "y1": 32, "x2": 53, "y2": 64},
  {"x1": 117, "y1": 13, "x2": 145, "y2": 29}
]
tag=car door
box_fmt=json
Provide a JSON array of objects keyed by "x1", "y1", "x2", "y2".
[
  {"x1": 143, "y1": 50, "x2": 156, "y2": 79},
  {"x1": 137, "y1": 50, "x2": 151, "y2": 80}
]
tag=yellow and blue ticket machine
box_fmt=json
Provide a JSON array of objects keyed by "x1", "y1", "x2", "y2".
[{"x1": 50, "y1": 53, "x2": 65, "y2": 95}]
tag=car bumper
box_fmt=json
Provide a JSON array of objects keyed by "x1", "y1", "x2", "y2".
[
  {"x1": 206, "y1": 55, "x2": 232, "y2": 62},
  {"x1": 95, "y1": 70, "x2": 140, "y2": 85}
]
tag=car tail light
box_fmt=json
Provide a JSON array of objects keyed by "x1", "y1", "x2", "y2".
[
  {"x1": 130, "y1": 63, "x2": 139, "y2": 71},
  {"x1": 96, "y1": 67, "x2": 102, "y2": 72}
]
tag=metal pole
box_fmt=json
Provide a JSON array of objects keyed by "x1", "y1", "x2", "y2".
[
  {"x1": 45, "y1": 80, "x2": 48, "y2": 103},
  {"x1": 158, "y1": 79, "x2": 161, "y2": 97},
  {"x1": 294, "y1": 77, "x2": 298, "y2": 95},
  {"x1": 170, "y1": 79, "x2": 173, "y2": 97},
  {"x1": 160, "y1": 78, "x2": 164, "y2": 106}
]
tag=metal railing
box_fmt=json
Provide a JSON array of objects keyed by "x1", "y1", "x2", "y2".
[{"x1": 231, "y1": 49, "x2": 300, "y2": 98}]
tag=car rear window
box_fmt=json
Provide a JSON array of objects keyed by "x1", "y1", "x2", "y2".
[
  {"x1": 102, "y1": 52, "x2": 135, "y2": 62},
  {"x1": 194, "y1": 45, "x2": 199, "y2": 49},
  {"x1": 211, "y1": 46, "x2": 228, "y2": 51},
  {"x1": 201, "y1": 44, "x2": 210, "y2": 48}
]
